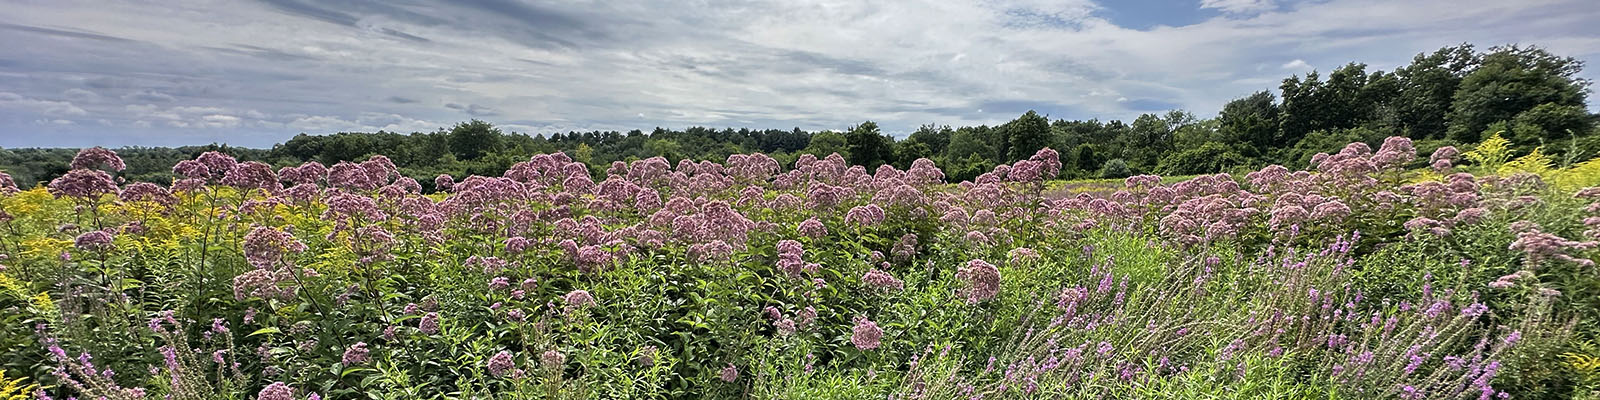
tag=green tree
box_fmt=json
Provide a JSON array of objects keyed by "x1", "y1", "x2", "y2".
[
  {"x1": 803, "y1": 131, "x2": 849, "y2": 159},
  {"x1": 1098, "y1": 159, "x2": 1131, "y2": 179},
  {"x1": 906, "y1": 124, "x2": 953, "y2": 156},
  {"x1": 945, "y1": 128, "x2": 995, "y2": 167},
  {"x1": 1218, "y1": 91, "x2": 1280, "y2": 149},
  {"x1": 1393, "y1": 44, "x2": 1478, "y2": 139},
  {"x1": 447, "y1": 120, "x2": 503, "y2": 160},
  {"x1": 1278, "y1": 63, "x2": 1393, "y2": 145},
  {"x1": 1072, "y1": 143, "x2": 1104, "y2": 176},
  {"x1": 572, "y1": 142, "x2": 594, "y2": 165},
  {"x1": 1508, "y1": 103, "x2": 1593, "y2": 148},
  {"x1": 844, "y1": 121, "x2": 895, "y2": 169},
  {"x1": 644, "y1": 138, "x2": 685, "y2": 161},
  {"x1": 893, "y1": 140, "x2": 933, "y2": 168},
  {"x1": 1004, "y1": 110, "x2": 1052, "y2": 161},
  {"x1": 1158, "y1": 142, "x2": 1250, "y2": 175},
  {"x1": 1448, "y1": 45, "x2": 1590, "y2": 143}
]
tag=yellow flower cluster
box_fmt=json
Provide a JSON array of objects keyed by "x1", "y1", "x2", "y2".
[{"x1": 0, "y1": 370, "x2": 37, "y2": 400}]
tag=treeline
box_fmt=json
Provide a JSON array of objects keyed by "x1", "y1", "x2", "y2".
[{"x1": 1, "y1": 44, "x2": 1595, "y2": 190}]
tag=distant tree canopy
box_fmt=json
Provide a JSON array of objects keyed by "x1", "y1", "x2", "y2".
[{"x1": 2, "y1": 43, "x2": 1595, "y2": 190}]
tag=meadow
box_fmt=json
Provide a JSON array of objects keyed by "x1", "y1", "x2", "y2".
[{"x1": 1, "y1": 133, "x2": 1599, "y2": 399}]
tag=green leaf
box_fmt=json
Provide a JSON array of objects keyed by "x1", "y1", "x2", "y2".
[{"x1": 247, "y1": 326, "x2": 281, "y2": 337}]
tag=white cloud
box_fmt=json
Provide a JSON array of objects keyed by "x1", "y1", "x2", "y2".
[
  {"x1": 285, "y1": 113, "x2": 441, "y2": 133},
  {"x1": 1200, "y1": 0, "x2": 1276, "y2": 14},
  {"x1": 200, "y1": 114, "x2": 242, "y2": 128},
  {"x1": 0, "y1": 0, "x2": 1595, "y2": 147},
  {"x1": 121, "y1": 90, "x2": 177, "y2": 103},
  {"x1": 0, "y1": 91, "x2": 88, "y2": 118},
  {"x1": 62, "y1": 88, "x2": 100, "y2": 103}
]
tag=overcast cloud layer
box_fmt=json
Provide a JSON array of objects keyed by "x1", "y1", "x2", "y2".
[{"x1": 1, "y1": 0, "x2": 1597, "y2": 148}]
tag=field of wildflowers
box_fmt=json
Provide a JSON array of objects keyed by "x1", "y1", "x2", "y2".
[{"x1": 1, "y1": 135, "x2": 1599, "y2": 399}]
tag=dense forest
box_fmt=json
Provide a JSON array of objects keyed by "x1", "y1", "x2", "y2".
[{"x1": 2, "y1": 44, "x2": 1594, "y2": 190}]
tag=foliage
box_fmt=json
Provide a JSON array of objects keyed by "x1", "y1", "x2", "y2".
[
  {"x1": 1464, "y1": 132, "x2": 1514, "y2": 171},
  {"x1": 1097, "y1": 158, "x2": 1130, "y2": 178},
  {"x1": 0, "y1": 40, "x2": 1599, "y2": 400}
]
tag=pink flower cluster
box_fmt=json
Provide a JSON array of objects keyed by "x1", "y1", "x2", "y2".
[{"x1": 956, "y1": 259, "x2": 1001, "y2": 304}]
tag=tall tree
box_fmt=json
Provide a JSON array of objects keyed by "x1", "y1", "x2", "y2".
[
  {"x1": 906, "y1": 124, "x2": 953, "y2": 156},
  {"x1": 447, "y1": 119, "x2": 503, "y2": 160},
  {"x1": 845, "y1": 121, "x2": 895, "y2": 169},
  {"x1": 1279, "y1": 63, "x2": 1391, "y2": 145},
  {"x1": 1004, "y1": 110, "x2": 1052, "y2": 161},
  {"x1": 1394, "y1": 44, "x2": 1478, "y2": 139},
  {"x1": 945, "y1": 127, "x2": 995, "y2": 167},
  {"x1": 1218, "y1": 91, "x2": 1280, "y2": 149},
  {"x1": 1448, "y1": 45, "x2": 1590, "y2": 142}
]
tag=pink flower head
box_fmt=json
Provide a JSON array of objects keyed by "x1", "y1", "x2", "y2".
[
  {"x1": 861, "y1": 269, "x2": 903, "y2": 292},
  {"x1": 258, "y1": 382, "x2": 294, "y2": 400},
  {"x1": 48, "y1": 169, "x2": 117, "y2": 198},
  {"x1": 487, "y1": 350, "x2": 515, "y2": 376},
  {"x1": 419, "y1": 312, "x2": 440, "y2": 334},
  {"x1": 798, "y1": 217, "x2": 828, "y2": 239},
  {"x1": 541, "y1": 349, "x2": 565, "y2": 370},
  {"x1": 851, "y1": 316, "x2": 883, "y2": 350},
  {"x1": 74, "y1": 229, "x2": 115, "y2": 251},
  {"x1": 564, "y1": 290, "x2": 595, "y2": 310},
  {"x1": 956, "y1": 259, "x2": 1001, "y2": 303},
  {"x1": 70, "y1": 147, "x2": 126, "y2": 171},
  {"x1": 341, "y1": 342, "x2": 370, "y2": 366}
]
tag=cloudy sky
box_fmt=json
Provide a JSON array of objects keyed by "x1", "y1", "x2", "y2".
[{"x1": 1, "y1": 0, "x2": 1597, "y2": 148}]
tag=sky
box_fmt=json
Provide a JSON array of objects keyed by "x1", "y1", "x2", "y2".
[{"x1": 0, "y1": 0, "x2": 1597, "y2": 148}]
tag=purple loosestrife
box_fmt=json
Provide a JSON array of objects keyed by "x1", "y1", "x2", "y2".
[
  {"x1": 278, "y1": 161, "x2": 327, "y2": 185},
  {"x1": 845, "y1": 204, "x2": 886, "y2": 227},
  {"x1": 172, "y1": 159, "x2": 210, "y2": 180},
  {"x1": 434, "y1": 174, "x2": 455, "y2": 192},
  {"x1": 892, "y1": 233, "x2": 918, "y2": 261},
  {"x1": 488, "y1": 277, "x2": 510, "y2": 290},
  {"x1": 775, "y1": 318, "x2": 798, "y2": 336},
  {"x1": 232, "y1": 267, "x2": 298, "y2": 301},
  {"x1": 243, "y1": 226, "x2": 308, "y2": 268},
  {"x1": 118, "y1": 182, "x2": 177, "y2": 206},
  {"x1": 1372, "y1": 136, "x2": 1416, "y2": 169},
  {"x1": 1008, "y1": 160, "x2": 1043, "y2": 183},
  {"x1": 564, "y1": 290, "x2": 595, "y2": 311},
  {"x1": 1509, "y1": 226, "x2": 1598, "y2": 267},
  {"x1": 222, "y1": 161, "x2": 282, "y2": 192},
  {"x1": 637, "y1": 345, "x2": 659, "y2": 367},
  {"x1": 1008, "y1": 247, "x2": 1041, "y2": 264},
  {"x1": 905, "y1": 158, "x2": 946, "y2": 185},
  {"x1": 196, "y1": 151, "x2": 238, "y2": 176},
  {"x1": 797, "y1": 306, "x2": 818, "y2": 329}
]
